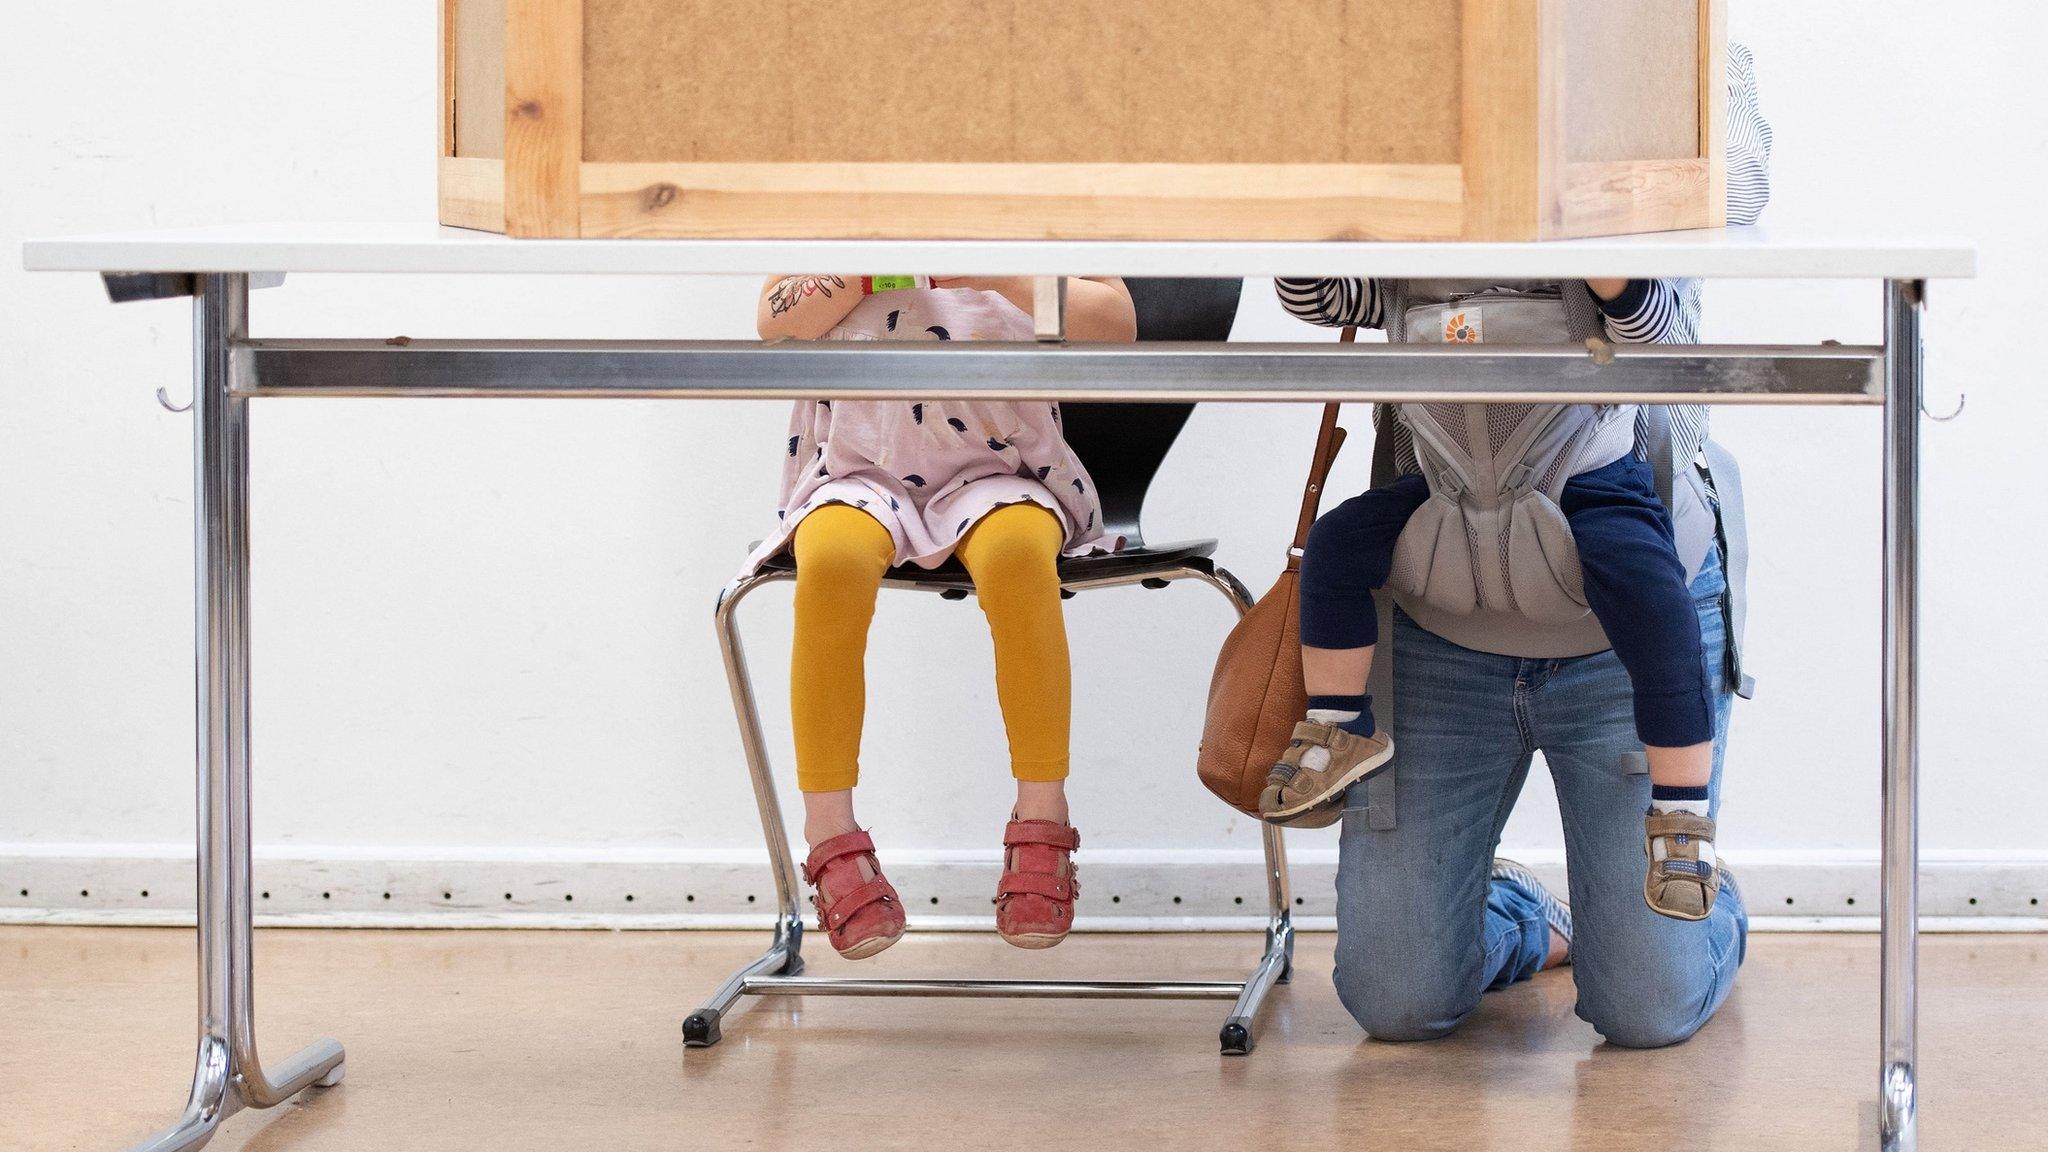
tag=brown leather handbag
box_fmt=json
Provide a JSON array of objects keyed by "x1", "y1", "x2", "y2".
[{"x1": 1196, "y1": 336, "x2": 1354, "y2": 815}]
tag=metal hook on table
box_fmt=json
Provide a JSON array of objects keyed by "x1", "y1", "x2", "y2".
[
  {"x1": 156, "y1": 385, "x2": 192, "y2": 413},
  {"x1": 1922, "y1": 392, "x2": 1965, "y2": 422}
]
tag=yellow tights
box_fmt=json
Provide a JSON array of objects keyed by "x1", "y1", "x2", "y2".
[{"x1": 790, "y1": 502, "x2": 1070, "y2": 793}]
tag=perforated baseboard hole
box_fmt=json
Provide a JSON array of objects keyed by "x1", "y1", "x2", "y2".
[{"x1": 6, "y1": 851, "x2": 2044, "y2": 926}]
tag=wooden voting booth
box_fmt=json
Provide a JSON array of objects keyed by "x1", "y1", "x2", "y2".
[{"x1": 440, "y1": 0, "x2": 1726, "y2": 241}]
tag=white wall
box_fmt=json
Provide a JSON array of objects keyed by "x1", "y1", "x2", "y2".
[{"x1": 3, "y1": 3, "x2": 2042, "y2": 920}]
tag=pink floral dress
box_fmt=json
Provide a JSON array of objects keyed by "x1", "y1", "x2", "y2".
[{"x1": 740, "y1": 287, "x2": 1111, "y2": 575}]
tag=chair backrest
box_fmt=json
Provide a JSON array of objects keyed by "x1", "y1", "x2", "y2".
[{"x1": 1059, "y1": 278, "x2": 1243, "y2": 548}]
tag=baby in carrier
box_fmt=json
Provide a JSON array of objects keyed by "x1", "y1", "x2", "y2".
[{"x1": 1262, "y1": 277, "x2": 1722, "y2": 922}]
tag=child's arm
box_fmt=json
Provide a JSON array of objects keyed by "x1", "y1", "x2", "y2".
[
  {"x1": 929, "y1": 276, "x2": 1137, "y2": 342},
  {"x1": 1274, "y1": 278, "x2": 1388, "y2": 330},
  {"x1": 758, "y1": 275, "x2": 866, "y2": 340}
]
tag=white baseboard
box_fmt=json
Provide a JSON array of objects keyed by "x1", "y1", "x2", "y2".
[{"x1": 3, "y1": 844, "x2": 2045, "y2": 931}]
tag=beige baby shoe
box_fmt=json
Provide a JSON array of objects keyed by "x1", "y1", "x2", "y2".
[
  {"x1": 1259, "y1": 720, "x2": 1394, "y2": 828},
  {"x1": 1643, "y1": 811, "x2": 1719, "y2": 920}
]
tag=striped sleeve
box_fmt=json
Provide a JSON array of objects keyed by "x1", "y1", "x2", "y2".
[
  {"x1": 1596, "y1": 277, "x2": 1702, "y2": 345},
  {"x1": 1281, "y1": 43, "x2": 1768, "y2": 344},
  {"x1": 1275, "y1": 276, "x2": 1386, "y2": 330},
  {"x1": 1278, "y1": 42, "x2": 1772, "y2": 472},
  {"x1": 1726, "y1": 42, "x2": 1775, "y2": 227},
  {"x1": 1605, "y1": 277, "x2": 1710, "y2": 462}
]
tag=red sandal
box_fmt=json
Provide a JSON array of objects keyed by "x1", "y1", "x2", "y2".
[
  {"x1": 996, "y1": 819, "x2": 1079, "y2": 949},
  {"x1": 802, "y1": 830, "x2": 905, "y2": 960}
]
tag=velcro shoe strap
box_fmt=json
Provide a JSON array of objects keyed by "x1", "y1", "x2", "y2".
[
  {"x1": 1644, "y1": 812, "x2": 1716, "y2": 842},
  {"x1": 815, "y1": 877, "x2": 899, "y2": 930},
  {"x1": 1288, "y1": 721, "x2": 1339, "y2": 750},
  {"x1": 801, "y1": 829, "x2": 878, "y2": 886},
  {"x1": 998, "y1": 871, "x2": 1076, "y2": 902},
  {"x1": 1002, "y1": 820, "x2": 1080, "y2": 851}
]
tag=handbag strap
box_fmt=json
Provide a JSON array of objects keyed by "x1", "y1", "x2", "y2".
[{"x1": 1287, "y1": 328, "x2": 1357, "y2": 564}]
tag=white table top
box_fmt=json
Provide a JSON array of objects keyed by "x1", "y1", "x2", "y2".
[{"x1": 21, "y1": 222, "x2": 1975, "y2": 281}]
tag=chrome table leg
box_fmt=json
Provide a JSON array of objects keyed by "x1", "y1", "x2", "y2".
[
  {"x1": 1879, "y1": 279, "x2": 1924, "y2": 1152},
  {"x1": 124, "y1": 274, "x2": 345, "y2": 1152}
]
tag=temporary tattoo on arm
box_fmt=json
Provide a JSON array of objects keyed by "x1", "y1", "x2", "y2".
[{"x1": 767, "y1": 275, "x2": 849, "y2": 318}]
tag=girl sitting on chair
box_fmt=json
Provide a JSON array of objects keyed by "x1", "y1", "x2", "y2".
[{"x1": 744, "y1": 274, "x2": 1137, "y2": 959}]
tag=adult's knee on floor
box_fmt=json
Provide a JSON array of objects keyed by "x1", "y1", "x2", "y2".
[
  {"x1": 1335, "y1": 976, "x2": 1466, "y2": 1043},
  {"x1": 1575, "y1": 975, "x2": 1712, "y2": 1049},
  {"x1": 1332, "y1": 942, "x2": 1469, "y2": 1043}
]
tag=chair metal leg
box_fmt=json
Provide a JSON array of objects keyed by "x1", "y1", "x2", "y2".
[
  {"x1": 684, "y1": 944, "x2": 799, "y2": 1047},
  {"x1": 1221, "y1": 820, "x2": 1294, "y2": 1055},
  {"x1": 1184, "y1": 563, "x2": 1256, "y2": 618},
  {"x1": 1879, "y1": 280, "x2": 1924, "y2": 1152},
  {"x1": 685, "y1": 572, "x2": 806, "y2": 1047},
  {"x1": 1188, "y1": 565, "x2": 1295, "y2": 1055},
  {"x1": 125, "y1": 274, "x2": 344, "y2": 1152},
  {"x1": 713, "y1": 571, "x2": 807, "y2": 962},
  {"x1": 686, "y1": 557, "x2": 1294, "y2": 1055},
  {"x1": 1102, "y1": 560, "x2": 1295, "y2": 1054}
]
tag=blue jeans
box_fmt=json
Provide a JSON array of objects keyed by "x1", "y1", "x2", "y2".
[{"x1": 1332, "y1": 546, "x2": 1746, "y2": 1048}]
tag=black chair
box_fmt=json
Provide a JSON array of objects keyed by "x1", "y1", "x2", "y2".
[{"x1": 688, "y1": 278, "x2": 1293, "y2": 1056}]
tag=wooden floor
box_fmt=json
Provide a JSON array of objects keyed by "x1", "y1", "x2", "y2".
[{"x1": 2, "y1": 927, "x2": 2043, "y2": 1151}]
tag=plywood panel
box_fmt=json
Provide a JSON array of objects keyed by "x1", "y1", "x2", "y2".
[
  {"x1": 452, "y1": 0, "x2": 507, "y2": 159},
  {"x1": 1564, "y1": 0, "x2": 1699, "y2": 163},
  {"x1": 1554, "y1": 158, "x2": 1712, "y2": 237},
  {"x1": 577, "y1": 161, "x2": 1465, "y2": 240},
  {"x1": 579, "y1": 0, "x2": 1463, "y2": 165},
  {"x1": 1344, "y1": 0, "x2": 1464, "y2": 164},
  {"x1": 504, "y1": 0, "x2": 583, "y2": 236},
  {"x1": 440, "y1": 157, "x2": 507, "y2": 231},
  {"x1": 1461, "y1": 0, "x2": 1559, "y2": 240},
  {"x1": 1699, "y1": 0, "x2": 1728, "y2": 226}
]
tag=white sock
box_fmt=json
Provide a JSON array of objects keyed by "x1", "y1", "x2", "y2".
[{"x1": 1649, "y1": 795, "x2": 1710, "y2": 818}]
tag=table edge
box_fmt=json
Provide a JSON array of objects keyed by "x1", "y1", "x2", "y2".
[{"x1": 19, "y1": 233, "x2": 1982, "y2": 281}]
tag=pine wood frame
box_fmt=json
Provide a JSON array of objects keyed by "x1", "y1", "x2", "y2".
[{"x1": 439, "y1": 0, "x2": 1726, "y2": 242}]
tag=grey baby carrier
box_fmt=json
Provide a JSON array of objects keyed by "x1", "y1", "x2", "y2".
[
  {"x1": 1351, "y1": 281, "x2": 1756, "y2": 830},
  {"x1": 1376, "y1": 280, "x2": 1749, "y2": 667},
  {"x1": 1389, "y1": 397, "x2": 1632, "y2": 631}
]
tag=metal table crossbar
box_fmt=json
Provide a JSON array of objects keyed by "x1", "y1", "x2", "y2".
[
  {"x1": 21, "y1": 224, "x2": 1971, "y2": 1152},
  {"x1": 236, "y1": 338, "x2": 1884, "y2": 404}
]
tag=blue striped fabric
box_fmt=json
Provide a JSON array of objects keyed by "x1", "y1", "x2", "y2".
[
  {"x1": 1274, "y1": 42, "x2": 1774, "y2": 475},
  {"x1": 1724, "y1": 43, "x2": 1776, "y2": 229}
]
